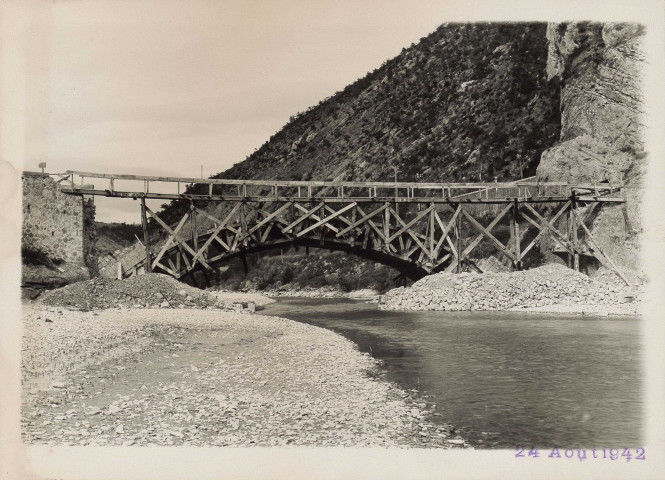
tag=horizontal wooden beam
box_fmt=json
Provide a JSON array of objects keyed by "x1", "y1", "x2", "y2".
[
  {"x1": 64, "y1": 170, "x2": 620, "y2": 192},
  {"x1": 59, "y1": 188, "x2": 626, "y2": 204}
]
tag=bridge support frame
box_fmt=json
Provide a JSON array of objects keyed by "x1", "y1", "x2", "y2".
[
  {"x1": 139, "y1": 196, "x2": 631, "y2": 286},
  {"x1": 63, "y1": 175, "x2": 627, "y2": 286}
]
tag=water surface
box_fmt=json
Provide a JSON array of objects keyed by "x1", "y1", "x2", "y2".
[{"x1": 262, "y1": 298, "x2": 642, "y2": 448}]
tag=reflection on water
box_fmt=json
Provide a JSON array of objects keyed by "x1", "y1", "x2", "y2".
[{"x1": 262, "y1": 298, "x2": 642, "y2": 448}]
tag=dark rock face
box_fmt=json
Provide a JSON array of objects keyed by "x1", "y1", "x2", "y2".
[
  {"x1": 537, "y1": 22, "x2": 646, "y2": 278},
  {"x1": 537, "y1": 22, "x2": 645, "y2": 184}
]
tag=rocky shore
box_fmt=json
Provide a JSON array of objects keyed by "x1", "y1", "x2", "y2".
[
  {"x1": 380, "y1": 264, "x2": 642, "y2": 316},
  {"x1": 21, "y1": 302, "x2": 464, "y2": 448}
]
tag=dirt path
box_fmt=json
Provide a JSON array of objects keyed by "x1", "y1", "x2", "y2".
[{"x1": 21, "y1": 304, "x2": 465, "y2": 448}]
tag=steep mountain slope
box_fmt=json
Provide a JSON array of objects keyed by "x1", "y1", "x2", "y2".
[
  {"x1": 160, "y1": 22, "x2": 560, "y2": 226},
  {"x1": 221, "y1": 22, "x2": 559, "y2": 183}
]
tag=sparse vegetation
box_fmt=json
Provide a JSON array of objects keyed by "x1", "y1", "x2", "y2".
[{"x1": 95, "y1": 222, "x2": 142, "y2": 256}]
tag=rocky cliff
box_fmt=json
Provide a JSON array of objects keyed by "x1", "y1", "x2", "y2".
[
  {"x1": 537, "y1": 22, "x2": 646, "y2": 279},
  {"x1": 537, "y1": 22, "x2": 645, "y2": 184}
]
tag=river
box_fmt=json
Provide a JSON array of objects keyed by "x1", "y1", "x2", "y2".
[{"x1": 261, "y1": 297, "x2": 642, "y2": 449}]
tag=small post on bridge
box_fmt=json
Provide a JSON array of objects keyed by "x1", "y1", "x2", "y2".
[{"x1": 140, "y1": 197, "x2": 152, "y2": 273}]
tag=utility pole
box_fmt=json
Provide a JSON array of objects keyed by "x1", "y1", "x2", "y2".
[{"x1": 200, "y1": 165, "x2": 203, "y2": 179}]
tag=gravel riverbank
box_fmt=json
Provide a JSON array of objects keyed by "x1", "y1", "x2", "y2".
[
  {"x1": 248, "y1": 286, "x2": 380, "y2": 301},
  {"x1": 380, "y1": 264, "x2": 642, "y2": 316},
  {"x1": 21, "y1": 303, "x2": 464, "y2": 448}
]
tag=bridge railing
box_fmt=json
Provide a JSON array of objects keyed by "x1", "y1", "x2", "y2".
[{"x1": 60, "y1": 170, "x2": 624, "y2": 203}]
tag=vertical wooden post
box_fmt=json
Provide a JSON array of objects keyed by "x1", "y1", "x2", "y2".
[
  {"x1": 456, "y1": 205, "x2": 463, "y2": 273},
  {"x1": 240, "y1": 202, "x2": 247, "y2": 240},
  {"x1": 383, "y1": 202, "x2": 390, "y2": 252},
  {"x1": 565, "y1": 207, "x2": 573, "y2": 268},
  {"x1": 319, "y1": 203, "x2": 325, "y2": 246},
  {"x1": 190, "y1": 202, "x2": 198, "y2": 253},
  {"x1": 513, "y1": 199, "x2": 521, "y2": 271},
  {"x1": 571, "y1": 191, "x2": 579, "y2": 272},
  {"x1": 140, "y1": 197, "x2": 152, "y2": 273},
  {"x1": 350, "y1": 205, "x2": 357, "y2": 246},
  {"x1": 429, "y1": 202, "x2": 435, "y2": 262}
]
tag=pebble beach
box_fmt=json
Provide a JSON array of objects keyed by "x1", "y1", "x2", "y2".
[{"x1": 21, "y1": 302, "x2": 465, "y2": 448}]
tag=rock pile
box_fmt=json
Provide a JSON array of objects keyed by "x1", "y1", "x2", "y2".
[
  {"x1": 39, "y1": 273, "x2": 228, "y2": 311},
  {"x1": 380, "y1": 263, "x2": 638, "y2": 313}
]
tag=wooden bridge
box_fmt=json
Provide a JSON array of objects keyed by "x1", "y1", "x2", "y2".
[{"x1": 57, "y1": 170, "x2": 631, "y2": 285}]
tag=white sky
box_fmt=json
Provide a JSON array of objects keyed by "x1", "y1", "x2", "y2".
[{"x1": 13, "y1": 0, "x2": 661, "y2": 223}]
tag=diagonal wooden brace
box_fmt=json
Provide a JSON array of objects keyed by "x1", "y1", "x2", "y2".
[
  {"x1": 293, "y1": 203, "x2": 340, "y2": 234},
  {"x1": 195, "y1": 207, "x2": 241, "y2": 235},
  {"x1": 190, "y1": 203, "x2": 242, "y2": 266},
  {"x1": 296, "y1": 202, "x2": 357, "y2": 237},
  {"x1": 523, "y1": 203, "x2": 578, "y2": 256},
  {"x1": 244, "y1": 202, "x2": 292, "y2": 239},
  {"x1": 388, "y1": 205, "x2": 434, "y2": 243},
  {"x1": 145, "y1": 204, "x2": 211, "y2": 271},
  {"x1": 520, "y1": 201, "x2": 571, "y2": 258},
  {"x1": 462, "y1": 209, "x2": 517, "y2": 262},
  {"x1": 284, "y1": 202, "x2": 324, "y2": 233},
  {"x1": 432, "y1": 206, "x2": 462, "y2": 258},
  {"x1": 336, "y1": 203, "x2": 388, "y2": 237},
  {"x1": 572, "y1": 210, "x2": 632, "y2": 286},
  {"x1": 389, "y1": 207, "x2": 429, "y2": 259},
  {"x1": 444, "y1": 204, "x2": 512, "y2": 273},
  {"x1": 151, "y1": 209, "x2": 191, "y2": 270}
]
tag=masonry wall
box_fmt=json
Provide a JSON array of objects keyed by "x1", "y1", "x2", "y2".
[{"x1": 22, "y1": 172, "x2": 97, "y2": 270}]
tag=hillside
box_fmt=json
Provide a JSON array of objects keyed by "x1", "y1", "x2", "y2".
[
  {"x1": 95, "y1": 222, "x2": 143, "y2": 257},
  {"x1": 160, "y1": 22, "x2": 560, "y2": 226}
]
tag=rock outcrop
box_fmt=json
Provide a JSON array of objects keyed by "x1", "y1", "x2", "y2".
[
  {"x1": 536, "y1": 22, "x2": 646, "y2": 278},
  {"x1": 537, "y1": 22, "x2": 646, "y2": 185}
]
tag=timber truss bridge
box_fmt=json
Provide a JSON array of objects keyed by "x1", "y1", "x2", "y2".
[{"x1": 56, "y1": 170, "x2": 631, "y2": 286}]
